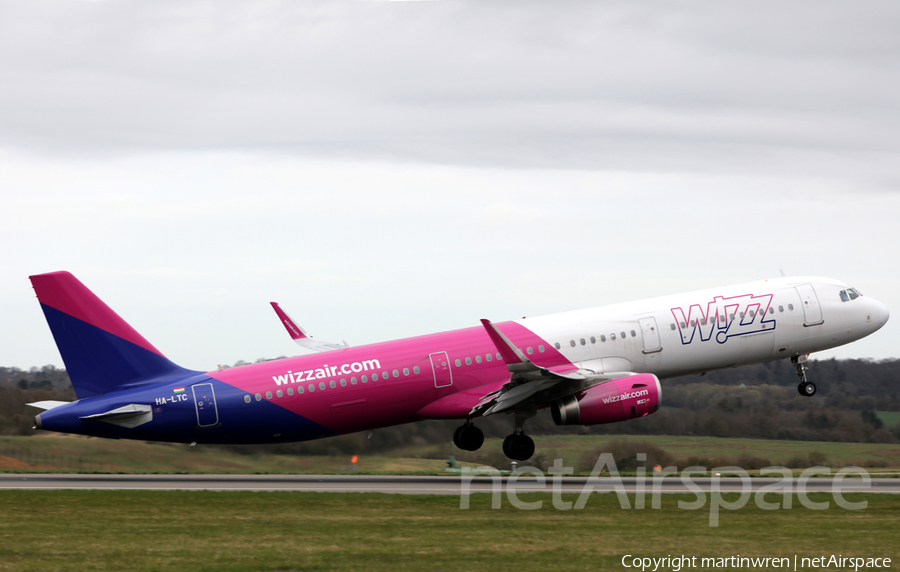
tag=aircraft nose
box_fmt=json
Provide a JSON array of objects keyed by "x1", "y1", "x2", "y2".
[{"x1": 869, "y1": 297, "x2": 890, "y2": 328}]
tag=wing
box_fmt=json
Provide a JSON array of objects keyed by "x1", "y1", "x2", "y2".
[
  {"x1": 270, "y1": 302, "x2": 348, "y2": 352},
  {"x1": 471, "y1": 319, "x2": 639, "y2": 417}
]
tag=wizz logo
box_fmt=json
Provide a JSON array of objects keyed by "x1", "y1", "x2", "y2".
[{"x1": 671, "y1": 293, "x2": 775, "y2": 345}]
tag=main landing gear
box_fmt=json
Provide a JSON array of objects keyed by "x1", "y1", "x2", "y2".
[
  {"x1": 453, "y1": 422, "x2": 484, "y2": 451},
  {"x1": 502, "y1": 404, "x2": 536, "y2": 461},
  {"x1": 793, "y1": 355, "x2": 817, "y2": 397}
]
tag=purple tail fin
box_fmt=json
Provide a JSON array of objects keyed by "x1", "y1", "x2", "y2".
[{"x1": 30, "y1": 271, "x2": 197, "y2": 398}]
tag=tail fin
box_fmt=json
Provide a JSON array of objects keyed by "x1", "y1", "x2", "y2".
[{"x1": 30, "y1": 271, "x2": 197, "y2": 399}]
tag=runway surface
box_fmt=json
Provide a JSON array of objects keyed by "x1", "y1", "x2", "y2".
[{"x1": 1, "y1": 474, "x2": 897, "y2": 494}]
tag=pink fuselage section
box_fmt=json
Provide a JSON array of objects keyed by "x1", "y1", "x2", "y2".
[{"x1": 207, "y1": 321, "x2": 570, "y2": 436}]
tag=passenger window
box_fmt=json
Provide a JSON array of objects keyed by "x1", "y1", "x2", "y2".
[
  {"x1": 413, "y1": 366, "x2": 420, "y2": 374},
  {"x1": 700, "y1": 319, "x2": 706, "y2": 326},
  {"x1": 538, "y1": 345, "x2": 545, "y2": 353},
  {"x1": 620, "y1": 331, "x2": 626, "y2": 339},
  {"x1": 340, "y1": 379, "x2": 347, "y2": 387},
  {"x1": 631, "y1": 330, "x2": 636, "y2": 337},
  {"x1": 769, "y1": 307, "x2": 774, "y2": 314},
  {"x1": 719, "y1": 315, "x2": 725, "y2": 323},
  {"x1": 788, "y1": 304, "x2": 794, "y2": 311},
  {"x1": 309, "y1": 384, "x2": 315, "y2": 392},
  {"x1": 266, "y1": 391, "x2": 272, "y2": 399},
  {"x1": 383, "y1": 371, "x2": 389, "y2": 380},
  {"x1": 580, "y1": 339, "x2": 586, "y2": 346},
  {"x1": 601, "y1": 335, "x2": 606, "y2": 342},
  {"x1": 739, "y1": 312, "x2": 744, "y2": 319},
  {"x1": 554, "y1": 342, "x2": 561, "y2": 349},
  {"x1": 288, "y1": 388, "x2": 293, "y2": 395},
  {"x1": 403, "y1": 368, "x2": 409, "y2": 376},
  {"x1": 255, "y1": 393, "x2": 262, "y2": 401},
  {"x1": 778, "y1": 305, "x2": 784, "y2": 312},
  {"x1": 670, "y1": 323, "x2": 676, "y2": 330},
  {"x1": 527, "y1": 347, "x2": 534, "y2": 354},
  {"x1": 329, "y1": 380, "x2": 336, "y2": 389},
  {"x1": 298, "y1": 386, "x2": 304, "y2": 394},
  {"x1": 277, "y1": 390, "x2": 283, "y2": 398},
  {"x1": 455, "y1": 359, "x2": 462, "y2": 367},
  {"x1": 244, "y1": 395, "x2": 252, "y2": 403},
  {"x1": 351, "y1": 377, "x2": 357, "y2": 385},
  {"x1": 690, "y1": 320, "x2": 695, "y2": 327},
  {"x1": 476, "y1": 355, "x2": 482, "y2": 363},
  {"x1": 611, "y1": 333, "x2": 616, "y2": 341},
  {"x1": 570, "y1": 340, "x2": 576, "y2": 347},
  {"x1": 392, "y1": 369, "x2": 399, "y2": 378},
  {"x1": 590, "y1": 337, "x2": 596, "y2": 344},
  {"x1": 361, "y1": 376, "x2": 367, "y2": 383},
  {"x1": 496, "y1": 353, "x2": 502, "y2": 360},
  {"x1": 319, "y1": 382, "x2": 326, "y2": 390},
  {"x1": 465, "y1": 357, "x2": 472, "y2": 365},
  {"x1": 680, "y1": 322, "x2": 686, "y2": 328},
  {"x1": 486, "y1": 354, "x2": 492, "y2": 362}
]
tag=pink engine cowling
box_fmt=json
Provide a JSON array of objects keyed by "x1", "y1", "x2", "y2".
[{"x1": 550, "y1": 373, "x2": 661, "y2": 426}]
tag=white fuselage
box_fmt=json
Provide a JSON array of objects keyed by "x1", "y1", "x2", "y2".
[{"x1": 514, "y1": 276, "x2": 889, "y2": 379}]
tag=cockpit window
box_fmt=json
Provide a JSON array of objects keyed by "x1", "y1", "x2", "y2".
[{"x1": 839, "y1": 288, "x2": 862, "y2": 302}]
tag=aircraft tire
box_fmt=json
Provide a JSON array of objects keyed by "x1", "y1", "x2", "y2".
[
  {"x1": 802, "y1": 382, "x2": 817, "y2": 397},
  {"x1": 504, "y1": 434, "x2": 535, "y2": 461},
  {"x1": 459, "y1": 425, "x2": 484, "y2": 451},
  {"x1": 453, "y1": 425, "x2": 465, "y2": 449}
]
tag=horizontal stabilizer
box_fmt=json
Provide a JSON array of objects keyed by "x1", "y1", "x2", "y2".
[
  {"x1": 80, "y1": 404, "x2": 153, "y2": 428},
  {"x1": 270, "y1": 302, "x2": 348, "y2": 352},
  {"x1": 26, "y1": 401, "x2": 71, "y2": 411}
]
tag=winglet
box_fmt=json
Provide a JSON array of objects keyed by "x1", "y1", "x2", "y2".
[
  {"x1": 479, "y1": 319, "x2": 536, "y2": 373},
  {"x1": 270, "y1": 302, "x2": 310, "y2": 341},
  {"x1": 270, "y1": 302, "x2": 348, "y2": 352}
]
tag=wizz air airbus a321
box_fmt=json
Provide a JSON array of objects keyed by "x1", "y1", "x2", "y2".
[{"x1": 28, "y1": 272, "x2": 888, "y2": 461}]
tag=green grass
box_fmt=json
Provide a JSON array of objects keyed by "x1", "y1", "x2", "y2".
[
  {"x1": 3, "y1": 433, "x2": 900, "y2": 474},
  {"x1": 401, "y1": 434, "x2": 900, "y2": 471},
  {"x1": 877, "y1": 411, "x2": 900, "y2": 427},
  {"x1": 0, "y1": 491, "x2": 897, "y2": 571}
]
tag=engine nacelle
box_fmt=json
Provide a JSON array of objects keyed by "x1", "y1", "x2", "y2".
[{"x1": 550, "y1": 373, "x2": 661, "y2": 426}]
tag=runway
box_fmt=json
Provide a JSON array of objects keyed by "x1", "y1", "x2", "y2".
[{"x1": 1, "y1": 473, "x2": 897, "y2": 494}]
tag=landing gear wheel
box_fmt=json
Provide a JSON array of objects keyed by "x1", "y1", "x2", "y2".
[
  {"x1": 798, "y1": 381, "x2": 817, "y2": 397},
  {"x1": 792, "y1": 355, "x2": 817, "y2": 397},
  {"x1": 502, "y1": 434, "x2": 535, "y2": 461},
  {"x1": 453, "y1": 425, "x2": 465, "y2": 448},
  {"x1": 453, "y1": 424, "x2": 484, "y2": 451}
]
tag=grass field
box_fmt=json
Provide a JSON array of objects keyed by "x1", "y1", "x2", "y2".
[
  {"x1": 2, "y1": 433, "x2": 899, "y2": 474},
  {"x1": 877, "y1": 411, "x2": 900, "y2": 427},
  {"x1": 0, "y1": 491, "x2": 897, "y2": 572}
]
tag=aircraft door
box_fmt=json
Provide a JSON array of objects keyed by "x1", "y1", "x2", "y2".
[
  {"x1": 429, "y1": 351, "x2": 453, "y2": 388},
  {"x1": 795, "y1": 284, "x2": 824, "y2": 326},
  {"x1": 639, "y1": 317, "x2": 662, "y2": 353},
  {"x1": 191, "y1": 383, "x2": 219, "y2": 427}
]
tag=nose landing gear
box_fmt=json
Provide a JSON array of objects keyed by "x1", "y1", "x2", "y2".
[{"x1": 793, "y1": 355, "x2": 817, "y2": 397}]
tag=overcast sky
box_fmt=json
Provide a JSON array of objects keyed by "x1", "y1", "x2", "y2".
[{"x1": 1, "y1": 1, "x2": 898, "y2": 371}]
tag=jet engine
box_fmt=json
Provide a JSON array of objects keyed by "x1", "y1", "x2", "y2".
[{"x1": 550, "y1": 373, "x2": 661, "y2": 426}]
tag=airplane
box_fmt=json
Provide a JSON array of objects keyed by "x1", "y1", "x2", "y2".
[{"x1": 28, "y1": 271, "x2": 889, "y2": 461}]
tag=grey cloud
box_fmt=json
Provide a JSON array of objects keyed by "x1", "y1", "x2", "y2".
[{"x1": 0, "y1": 1, "x2": 898, "y2": 180}]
